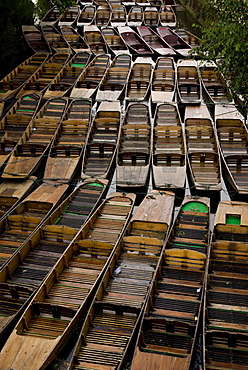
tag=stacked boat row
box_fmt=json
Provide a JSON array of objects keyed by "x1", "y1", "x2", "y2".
[
  {"x1": 0, "y1": 54, "x2": 247, "y2": 198},
  {"x1": 39, "y1": 1, "x2": 178, "y2": 29},
  {"x1": 1, "y1": 187, "x2": 248, "y2": 370}
]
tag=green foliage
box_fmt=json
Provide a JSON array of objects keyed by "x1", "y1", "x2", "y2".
[
  {"x1": 35, "y1": 0, "x2": 52, "y2": 22},
  {"x1": 0, "y1": 0, "x2": 34, "y2": 80},
  {"x1": 193, "y1": 0, "x2": 248, "y2": 109},
  {"x1": 52, "y1": 0, "x2": 76, "y2": 12}
]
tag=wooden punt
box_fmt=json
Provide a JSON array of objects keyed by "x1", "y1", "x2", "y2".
[
  {"x1": 96, "y1": 54, "x2": 131, "y2": 101},
  {"x1": 77, "y1": 4, "x2": 95, "y2": 27},
  {"x1": 151, "y1": 56, "x2": 176, "y2": 102},
  {"x1": 125, "y1": 57, "x2": 153, "y2": 101},
  {"x1": 83, "y1": 25, "x2": 108, "y2": 54},
  {"x1": 58, "y1": 5, "x2": 81, "y2": 27},
  {"x1": 199, "y1": 61, "x2": 234, "y2": 105},
  {"x1": 143, "y1": 6, "x2": 159, "y2": 26},
  {"x1": 60, "y1": 26, "x2": 90, "y2": 52},
  {"x1": 159, "y1": 4, "x2": 177, "y2": 27},
  {"x1": 152, "y1": 103, "x2": 187, "y2": 192},
  {"x1": 137, "y1": 26, "x2": 177, "y2": 56},
  {"x1": 110, "y1": 4, "x2": 127, "y2": 27},
  {"x1": 40, "y1": 6, "x2": 62, "y2": 26},
  {"x1": 22, "y1": 25, "x2": 52, "y2": 54},
  {"x1": 127, "y1": 6, "x2": 144, "y2": 27},
  {"x1": 81, "y1": 100, "x2": 121, "y2": 179},
  {"x1": 185, "y1": 103, "x2": 222, "y2": 193},
  {"x1": 0, "y1": 102, "x2": 4, "y2": 120},
  {"x1": 0, "y1": 191, "x2": 136, "y2": 368},
  {"x1": 118, "y1": 26, "x2": 154, "y2": 55},
  {"x1": 95, "y1": 5, "x2": 111, "y2": 27},
  {"x1": 0, "y1": 179, "x2": 110, "y2": 348},
  {"x1": 135, "y1": 0, "x2": 150, "y2": 6},
  {"x1": 0, "y1": 181, "x2": 69, "y2": 270},
  {"x1": 0, "y1": 93, "x2": 42, "y2": 170},
  {"x1": 41, "y1": 25, "x2": 72, "y2": 54},
  {"x1": 215, "y1": 104, "x2": 248, "y2": 196},
  {"x1": 70, "y1": 53, "x2": 110, "y2": 99},
  {"x1": 2, "y1": 97, "x2": 68, "y2": 180},
  {"x1": 15, "y1": 53, "x2": 71, "y2": 99},
  {"x1": 157, "y1": 27, "x2": 192, "y2": 56},
  {"x1": 177, "y1": 59, "x2": 202, "y2": 104},
  {"x1": 47, "y1": 178, "x2": 109, "y2": 230},
  {"x1": 0, "y1": 53, "x2": 49, "y2": 101},
  {"x1": 0, "y1": 177, "x2": 37, "y2": 220},
  {"x1": 101, "y1": 26, "x2": 130, "y2": 55},
  {"x1": 116, "y1": 101, "x2": 152, "y2": 190},
  {"x1": 65, "y1": 190, "x2": 175, "y2": 370},
  {"x1": 204, "y1": 200, "x2": 248, "y2": 370},
  {"x1": 131, "y1": 196, "x2": 210, "y2": 370},
  {"x1": 174, "y1": 28, "x2": 201, "y2": 48},
  {"x1": 43, "y1": 52, "x2": 90, "y2": 98},
  {"x1": 44, "y1": 98, "x2": 92, "y2": 183}
]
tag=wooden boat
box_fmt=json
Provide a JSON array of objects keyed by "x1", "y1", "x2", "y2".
[
  {"x1": 0, "y1": 178, "x2": 110, "y2": 347},
  {"x1": 110, "y1": 4, "x2": 127, "y2": 27},
  {"x1": 95, "y1": 5, "x2": 111, "y2": 27},
  {"x1": 125, "y1": 57, "x2": 153, "y2": 101},
  {"x1": 58, "y1": 5, "x2": 81, "y2": 27},
  {"x1": 137, "y1": 26, "x2": 177, "y2": 56},
  {"x1": 83, "y1": 25, "x2": 108, "y2": 54},
  {"x1": 77, "y1": 4, "x2": 95, "y2": 27},
  {"x1": 177, "y1": 59, "x2": 202, "y2": 104},
  {"x1": 101, "y1": 26, "x2": 130, "y2": 55},
  {"x1": 41, "y1": 25, "x2": 72, "y2": 54},
  {"x1": 65, "y1": 190, "x2": 175, "y2": 370},
  {"x1": 44, "y1": 98, "x2": 92, "y2": 183},
  {"x1": 15, "y1": 53, "x2": 71, "y2": 99},
  {"x1": 0, "y1": 191, "x2": 136, "y2": 368},
  {"x1": 48, "y1": 178, "x2": 109, "y2": 230},
  {"x1": 157, "y1": 27, "x2": 192, "y2": 56},
  {"x1": 199, "y1": 61, "x2": 234, "y2": 104},
  {"x1": 135, "y1": 0, "x2": 150, "y2": 6},
  {"x1": 0, "y1": 181, "x2": 69, "y2": 270},
  {"x1": 151, "y1": 56, "x2": 176, "y2": 102},
  {"x1": 81, "y1": 101, "x2": 121, "y2": 179},
  {"x1": 143, "y1": 6, "x2": 159, "y2": 26},
  {"x1": 131, "y1": 196, "x2": 210, "y2": 370},
  {"x1": 60, "y1": 26, "x2": 90, "y2": 52},
  {"x1": 185, "y1": 103, "x2": 222, "y2": 193},
  {"x1": 0, "y1": 53, "x2": 49, "y2": 101},
  {"x1": 215, "y1": 104, "x2": 248, "y2": 196},
  {"x1": 118, "y1": 26, "x2": 154, "y2": 55},
  {"x1": 2, "y1": 97, "x2": 68, "y2": 180},
  {"x1": 127, "y1": 6, "x2": 144, "y2": 27},
  {"x1": 174, "y1": 28, "x2": 201, "y2": 48},
  {"x1": 96, "y1": 53, "x2": 131, "y2": 101},
  {"x1": 40, "y1": 6, "x2": 62, "y2": 26},
  {"x1": 43, "y1": 52, "x2": 90, "y2": 98},
  {"x1": 0, "y1": 102, "x2": 4, "y2": 120},
  {"x1": 0, "y1": 93, "x2": 42, "y2": 170},
  {"x1": 0, "y1": 177, "x2": 37, "y2": 220},
  {"x1": 116, "y1": 102, "x2": 152, "y2": 190},
  {"x1": 159, "y1": 4, "x2": 177, "y2": 27},
  {"x1": 204, "y1": 200, "x2": 248, "y2": 370},
  {"x1": 152, "y1": 103, "x2": 187, "y2": 193},
  {"x1": 70, "y1": 53, "x2": 110, "y2": 99},
  {"x1": 22, "y1": 25, "x2": 52, "y2": 54}
]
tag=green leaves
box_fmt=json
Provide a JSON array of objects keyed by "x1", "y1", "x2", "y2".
[{"x1": 194, "y1": 0, "x2": 248, "y2": 108}]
